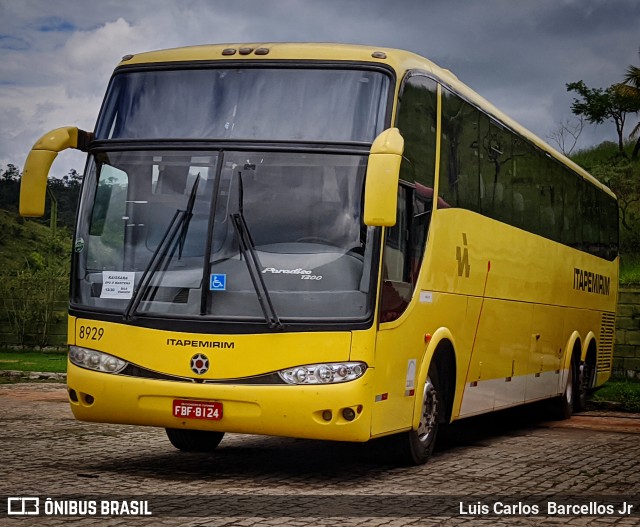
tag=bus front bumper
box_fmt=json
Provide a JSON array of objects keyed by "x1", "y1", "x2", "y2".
[{"x1": 66, "y1": 363, "x2": 373, "y2": 442}]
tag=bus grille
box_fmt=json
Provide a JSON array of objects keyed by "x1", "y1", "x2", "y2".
[{"x1": 597, "y1": 312, "x2": 615, "y2": 371}]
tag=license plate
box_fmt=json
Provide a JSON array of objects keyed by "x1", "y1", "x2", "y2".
[{"x1": 172, "y1": 399, "x2": 223, "y2": 420}]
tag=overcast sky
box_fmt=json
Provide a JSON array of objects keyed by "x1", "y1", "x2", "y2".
[{"x1": 1, "y1": 0, "x2": 639, "y2": 178}]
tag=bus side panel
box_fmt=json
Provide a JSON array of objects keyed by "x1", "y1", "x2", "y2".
[
  {"x1": 420, "y1": 209, "x2": 617, "y2": 418},
  {"x1": 370, "y1": 292, "x2": 479, "y2": 437},
  {"x1": 525, "y1": 304, "x2": 564, "y2": 401},
  {"x1": 461, "y1": 299, "x2": 532, "y2": 416}
]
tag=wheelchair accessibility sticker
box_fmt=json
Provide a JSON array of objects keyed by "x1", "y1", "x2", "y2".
[{"x1": 209, "y1": 274, "x2": 227, "y2": 291}]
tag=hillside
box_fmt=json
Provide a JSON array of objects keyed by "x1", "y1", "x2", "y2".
[
  {"x1": 0, "y1": 209, "x2": 71, "y2": 348},
  {"x1": 0, "y1": 209, "x2": 71, "y2": 272},
  {"x1": 571, "y1": 141, "x2": 637, "y2": 171},
  {"x1": 570, "y1": 142, "x2": 640, "y2": 284}
]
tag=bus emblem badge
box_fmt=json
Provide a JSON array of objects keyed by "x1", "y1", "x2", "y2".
[
  {"x1": 456, "y1": 233, "x2": 470, "y2": 278},
  {"x1": 190, "y1": 354, "x2": 210, "y2": 375}
]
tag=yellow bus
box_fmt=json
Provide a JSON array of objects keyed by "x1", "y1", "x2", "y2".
[{"x1": 20, "y1": 43, "x2": 618, "y2": 464}]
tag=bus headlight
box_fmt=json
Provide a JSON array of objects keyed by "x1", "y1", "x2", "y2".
[
  {"x1": 69, "y1": 346, "x2": 127, "y2": 374},
  {"x1": 278, "y1": 362, "x2": 367, "y2": 385}
]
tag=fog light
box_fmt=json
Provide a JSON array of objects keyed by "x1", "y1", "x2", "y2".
[
  {"x1": 342, "y1": 408, "x2": 356, "y2": 421},
  {"x1": 68, "y1": 389, "x2": 78, "y2": 402},
  {"x1": 322, "y1": 410, "x2": 332, "y2": 422}
]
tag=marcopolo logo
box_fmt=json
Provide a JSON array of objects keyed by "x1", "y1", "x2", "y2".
[{"x1": 190, "y1": 353, "x2": 210, "y2": 375}]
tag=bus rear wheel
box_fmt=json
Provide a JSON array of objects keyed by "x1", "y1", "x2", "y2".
[
  {"x1": 554, "y1": 360, "x2": 576, "y2": 420},
  {"x1": 165, "y1": 428, "x2": 225, "y2": 452},
  {"x1": 393, "y1": 365, "x2": 440, "y2": 465},
  {"x1": 574, "y1": 361, "x2": 592, "y2": 413}
]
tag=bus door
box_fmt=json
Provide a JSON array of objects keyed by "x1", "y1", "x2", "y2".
[{"x1": 371, "y1": 183, "x2": 431, "y2": 436}]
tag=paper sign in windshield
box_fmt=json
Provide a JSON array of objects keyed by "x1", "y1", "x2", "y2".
[{"x1": 101, "y1": 271, "x2": 135, "y2": 299}]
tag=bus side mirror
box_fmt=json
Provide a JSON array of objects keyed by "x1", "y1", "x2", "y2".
[
  {"x1": 363, "y1": 128, "x2": 404, "y2": 227},
  {"x1": 19, "y1": 126, "x2": 92, "y2": 217}
]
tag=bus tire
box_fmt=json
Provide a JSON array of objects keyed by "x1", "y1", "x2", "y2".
[
  {"x1": 574, "y1": 361, "x2": 591, "y2": 413},
  {"x1": 165, "y1": 428, "x2": 225, "y2": 452},
  {"x1": 554, "y1": 360, "x2": 575, "y2": 420},
  {"x1": 395, "y1": 364, "x2": 440, "y2": 465}
]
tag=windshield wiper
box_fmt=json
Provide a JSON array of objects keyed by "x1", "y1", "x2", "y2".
[
  {"x1": 123, "y1": 176, "x2": 200, "y2": 320},
  {"x1": 230, "y1": 212, "x2": 283, "y2": 329},
  {"x1": 178, "y1": 175, "x2": 200, "y2": 258}
]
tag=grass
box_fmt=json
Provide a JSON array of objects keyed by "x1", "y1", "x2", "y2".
[
  {"x1": 0, "y1": 350, "x2": 67, "y2": 373},
  {"x1": 570, "y1": 141, "x2": 635, "y2": 171},
  {"x1": 620, "y1": 254, "x2": 640, "y2": 286},
  {"x1": 589, "y1": 378, "x2": 640, "y2": 413}
]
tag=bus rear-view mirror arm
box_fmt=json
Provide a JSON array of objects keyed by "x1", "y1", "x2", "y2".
[
  {"x1": 19, "y1": 126, "x2": 93, "y2": 217},
  {"x1": 363, "y1": 127, "x2": 404, "y2": 227}
]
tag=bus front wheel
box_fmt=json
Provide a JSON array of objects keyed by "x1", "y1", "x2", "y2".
[
  {"x1": 393, "y1": 364, "x2": 440, "y2": 465},
  {"x1": 165, "y1": 428, "x2": 225, "y2": 452}
]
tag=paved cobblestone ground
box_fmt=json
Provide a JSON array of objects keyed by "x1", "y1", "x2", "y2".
[{"x1": 0, "y1": 383, "x2": 639, "y2": 526}]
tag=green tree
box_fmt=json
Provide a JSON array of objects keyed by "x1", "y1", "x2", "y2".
[
  {"x1": 48, "y1": 168, "x2": 82, "y2": 230},
  {"x1": 1, "y1": 163, "x2": 19, "y2": 181},
  {"x1": 567, "y1": 80, "x2": 640, "y2": 155},
  {"x1": 591, "y1": 159, "x2": 640, "y2": 233},
  {"x1": 0, "y1": 164, "x2": 20, "y2": 212},
  {"x1": 0, "y1": 163, "x2": 82, "y2": 230},
  {"x1": 616, "y1": 47, "x2": 640, "y2": 160}
]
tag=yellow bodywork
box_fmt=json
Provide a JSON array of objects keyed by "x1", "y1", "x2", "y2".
[
  {"x1": 371, "y1": 207, "x2": 617, "y2": 433},
  {"x1": 363, "y1": 128, "x2": 404, "y2": 226},
  {"x1": 43, "y1": 43, "x2": 617, "y2": 441},
  {"x1": 20, "y1": 127, "x2": 80, "y2": 217},
  {"x1": 68, "y1": 319, "x2": 376, "y2": 441}
]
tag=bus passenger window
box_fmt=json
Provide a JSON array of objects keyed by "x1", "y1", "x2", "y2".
[{"x1": 380, "y1": 185, "x2": 431, "y2": 322}]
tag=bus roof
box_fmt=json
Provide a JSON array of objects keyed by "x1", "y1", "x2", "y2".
[{"x1": 117, "y1": 43, "x2": 615, "y2": 200}]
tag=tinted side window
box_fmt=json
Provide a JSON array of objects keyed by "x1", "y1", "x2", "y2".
[
  {"x1": 396, "y1": 75, "x2": 438, "y2": 190},
  {"x1": 479, "y1": 118, "x2": 512, "y2": 223},
  {"x1": 437, "y1": 87, "x2": 618, "y2": 261},
  {"x1": 440, "y1": 88, "x2": 480, "y2": 212}
]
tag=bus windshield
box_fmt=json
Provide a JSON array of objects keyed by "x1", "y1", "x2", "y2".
[
  {"x1": 95, "y1": 68, "x2": 389, "y2": 143},
  {"x1": 73, "y1": 150, "x2": 376, "y2": 322}
]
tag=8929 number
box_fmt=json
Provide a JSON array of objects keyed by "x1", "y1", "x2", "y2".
[{"x1": 78, "y1": 325, "x2": 105, "y2": 341}]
